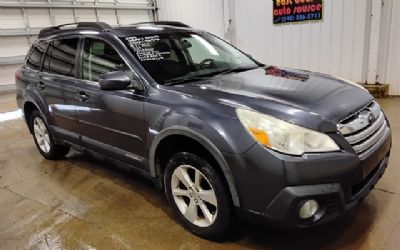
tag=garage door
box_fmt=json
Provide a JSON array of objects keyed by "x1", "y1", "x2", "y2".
[
  {"x1": 377, "y1": 0, "x2": 400, "y2": 95},
  {"x1": 0, "y1": 0, "x2": 155, "y2": 92}
]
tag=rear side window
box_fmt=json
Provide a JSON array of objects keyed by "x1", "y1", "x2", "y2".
[
  {"x1": 82, "y1": 38, "x2": 129, "y2": 82},
  {"x1": 26, "y1": 42, "x2": 48, "y2": 70},
  {"x1": 42, "y1": 38, "x2": 79, "y2": 77}
]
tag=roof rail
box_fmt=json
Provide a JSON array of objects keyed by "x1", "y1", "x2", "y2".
[
  {"x1": 134, "y1": 21, "x2": 191, "y2": 28},
  {"x1": 38, "y1": 22, "x2": 112, "y2": 38}
]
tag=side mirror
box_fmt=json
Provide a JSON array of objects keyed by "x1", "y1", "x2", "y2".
[{"x1": 99, "y1": 71, "x2": 131, "y2": 91}]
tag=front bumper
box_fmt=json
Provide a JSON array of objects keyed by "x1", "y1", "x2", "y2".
[
  {"x1": 262, "y1": 154, "x2": 388, "y2": 229},
  {"x1": 228, "y1": 127, "x2": 391, "y2": 229}
]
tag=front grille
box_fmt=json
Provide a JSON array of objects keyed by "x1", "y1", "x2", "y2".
[{"x1": 338, "y1": 101, "x2": 390, "y2": 158}]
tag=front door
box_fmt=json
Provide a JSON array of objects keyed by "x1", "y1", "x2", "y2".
[{"x1": 73, "y1": 37, "x2": 147, "y2": 169}]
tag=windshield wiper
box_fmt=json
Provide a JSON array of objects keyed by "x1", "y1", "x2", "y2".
[
  {"x1": 164, "y1": 75, "x2": 212, "y2": 86},
  {"x1": 163, "y1": 66, "x2": 260, "y2": 86},
  {"x1": 164, "y1": 69, "x2": 229, "y2": 86},
  {"x1": 214, "y1": 66, "x2": 260, "y2": 76}
]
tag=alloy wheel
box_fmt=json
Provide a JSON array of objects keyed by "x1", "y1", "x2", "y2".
[
  {"x1": 33, "y1": 117, "x2": 51, "y2": 153},
  {"x1": 171, "y1": 164, "x2": 218, "y2": 227}
]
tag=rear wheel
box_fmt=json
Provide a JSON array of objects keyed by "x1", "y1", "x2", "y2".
[
  {"x1": 164, "y1": 152, "x2": 232, "y2": 240},
  {"x1": 29, "y1": 110, "x2": 69, "y2": 160}
]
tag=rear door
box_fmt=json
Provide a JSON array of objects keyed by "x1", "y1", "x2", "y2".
[
  {"x1": 73, "y1": 37, "x2": 147, "y2": 169},
  {"x1": 41, "y1": 37, "x2": 81, "y2": 144},
  {"x1": 17, "y1": 42, "x2": 48, "y2": 109}
]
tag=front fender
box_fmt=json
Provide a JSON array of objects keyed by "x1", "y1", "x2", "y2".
[
  {"x1": 144, "y1": 91, "x2": 257, "y2": 207},
  {"x1": 148, "y1": 125, "x2": 241, "y2": 207}
]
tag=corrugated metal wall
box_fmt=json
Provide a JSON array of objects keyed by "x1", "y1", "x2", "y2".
[
  {"x1": 234, "y1": 0, "x2": 371, "y2": 83},
  {"x1": 1, "y1": 0, "x2": 400, "y2": 95},
  {"x1": 0, "y1": 0, "x2": 154, "y2": 91},
  {"x1": 156, "y1": 0, "x2": 225, "y2": 39},
  {"x1": 377, "y1": 0, "x2": 400, "y2": 95}
]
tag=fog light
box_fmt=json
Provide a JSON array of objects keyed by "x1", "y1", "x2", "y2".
[{"x1": 299, "y1": 199, "x2": 319, "y2": 220}]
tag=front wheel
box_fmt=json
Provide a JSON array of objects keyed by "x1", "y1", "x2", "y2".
[
  {"x1": 30, "y1": 110, "x2": 70, "y2": 160},
  {"x1": 164, "y1": 152, "x2": 232, "y2": 241}
]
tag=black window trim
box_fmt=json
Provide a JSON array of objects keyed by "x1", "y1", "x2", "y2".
[
  {"x1": 24, "y1": 46, "x2": 35, "y2": 69},
  {"x1": 24, "y1": 41, "x2": 49, "y2": 72}
]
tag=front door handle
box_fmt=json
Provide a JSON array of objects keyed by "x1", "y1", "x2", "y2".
[
  {"x1": 38, "y1": 81, "x2": 46, "y2": 90},
  {"x1": 76, "y1": 91, "x2": 89, "y2": 102}
]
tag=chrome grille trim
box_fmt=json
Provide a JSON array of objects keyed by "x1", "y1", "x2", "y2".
[
  {"x1": 338, "y1": 101, "x2": 381, "y2": 135},
  {"x1": 345, "y1": 111, "x2": 385, "y2": 144},
  {"x1": 358, "y1": 127, "x2": 390, "y2": 159},
  {"x1": 338, "y1": 101, "x2": 390, "y2": 158},
  {"x1": 352, "y1": 120, "x2": 387, "y2": 153}
]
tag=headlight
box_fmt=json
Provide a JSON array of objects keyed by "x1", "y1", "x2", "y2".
[{"x1": 236, "y1": 108, "x2": 340, "y2": 156}]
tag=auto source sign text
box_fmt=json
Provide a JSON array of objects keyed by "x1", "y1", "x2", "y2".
[{"x1": 273, "y1": 0, "x2": 323, "y2": 24}]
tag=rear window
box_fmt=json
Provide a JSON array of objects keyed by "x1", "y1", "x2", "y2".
[
  {"x1": 26, "y1": 42, "x2": 48, "y2": 70},
  {"x1": 42, "y1": 38, "x2": 79, "y2": 78}
]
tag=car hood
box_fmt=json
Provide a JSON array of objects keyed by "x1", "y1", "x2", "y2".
[{"x1": 170, "y1": 66, "x2": 373, "y2": 132}]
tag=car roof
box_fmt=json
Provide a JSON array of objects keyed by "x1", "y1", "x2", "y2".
[
  {"x1": 37, "y1": 21, "x2": 201, "y2": 41},
  {"x1": 110, "y1": 24, "x2": 200, "y2": 37}
]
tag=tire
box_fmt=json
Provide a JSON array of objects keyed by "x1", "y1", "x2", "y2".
[
  {"x1": 164, "y1": 152, "x2": 232, "y2": 241},
  {"x1": 29, "y1": 110, "x2": 70, "y2": 160}
]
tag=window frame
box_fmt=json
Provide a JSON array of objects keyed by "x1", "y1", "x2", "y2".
[
  {"x1": 41, "y1": 36, "x2": 81, "y2": 79},
  {"x1": 78, "y1": 35, "x2": 147, "y2": 92},
  {"x1": 80, "y1": 37, "x2": 128, "y2": 83},
  {"x1": 24, "y1": 41, "x2": 49, "y2": 71}
]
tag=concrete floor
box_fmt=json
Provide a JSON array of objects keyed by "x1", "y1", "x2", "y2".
[{"x1": 0, "y1": 94, "x2": 399, "y2": 250}]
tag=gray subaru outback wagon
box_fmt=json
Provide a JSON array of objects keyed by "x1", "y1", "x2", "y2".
[{"x1": 16, "y1": 21, "x2": 391, "y2": 240}]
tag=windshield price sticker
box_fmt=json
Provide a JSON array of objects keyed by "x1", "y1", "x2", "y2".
[
  {"x1": 126, "y1": 35, "x2": 166, "y2": 61},
  {"x1": 273, "y1": 0, "x2": 323, "y2": 24}
]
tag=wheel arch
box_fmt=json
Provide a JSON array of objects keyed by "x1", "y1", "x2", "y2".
[
  {"x1": 149, "y1": 126, "x2": 240, "y2": 207},
  {"x1": 23, "y1": 101, "x2": 40, "y2": 133}
]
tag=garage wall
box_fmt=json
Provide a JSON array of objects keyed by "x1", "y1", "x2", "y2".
[
  {"x1": 1, "y1": 0, "x2": 399, "y2": 95},
  {"x1": 156, "y1": 0, "x2": 225, "y2": 39},
  {"x1": 156, "y1": 0, "x2": 400, "y2": 95},
  {"x1": 234, "y1": 0, "x2": 372, "y2": 83},
  {"x1": 377, "y1": 0, "x2": 400, "y2": 95},
  {"x1": 0, "y1": 0, "x2": 155, "y2": 91}
]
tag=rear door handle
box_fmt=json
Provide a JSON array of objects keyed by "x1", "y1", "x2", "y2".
[
  {"x1": 76, "y1": 91, "x2": 89, "y2": 102},
  {"x1": 38, "y1": 81, "x2": 46, "y2": 90}
]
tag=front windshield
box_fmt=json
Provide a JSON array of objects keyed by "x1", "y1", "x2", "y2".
[{"x1": 122, "y1": 31, "x2": 260, "y2": 85}]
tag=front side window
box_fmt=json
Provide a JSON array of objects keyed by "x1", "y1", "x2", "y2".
[
  {"x1": 43, "y1": 38, "x2": 79, "y2": 77},
  {"x1": 123, "y1": 32, "x2": 260, "y2": 85},
  {"x1": 83, "y1": 38, "x2": 129, "y2": 82},
  {"x1": 26, "y1": 42, "x2": 48, "y2": 70}
]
